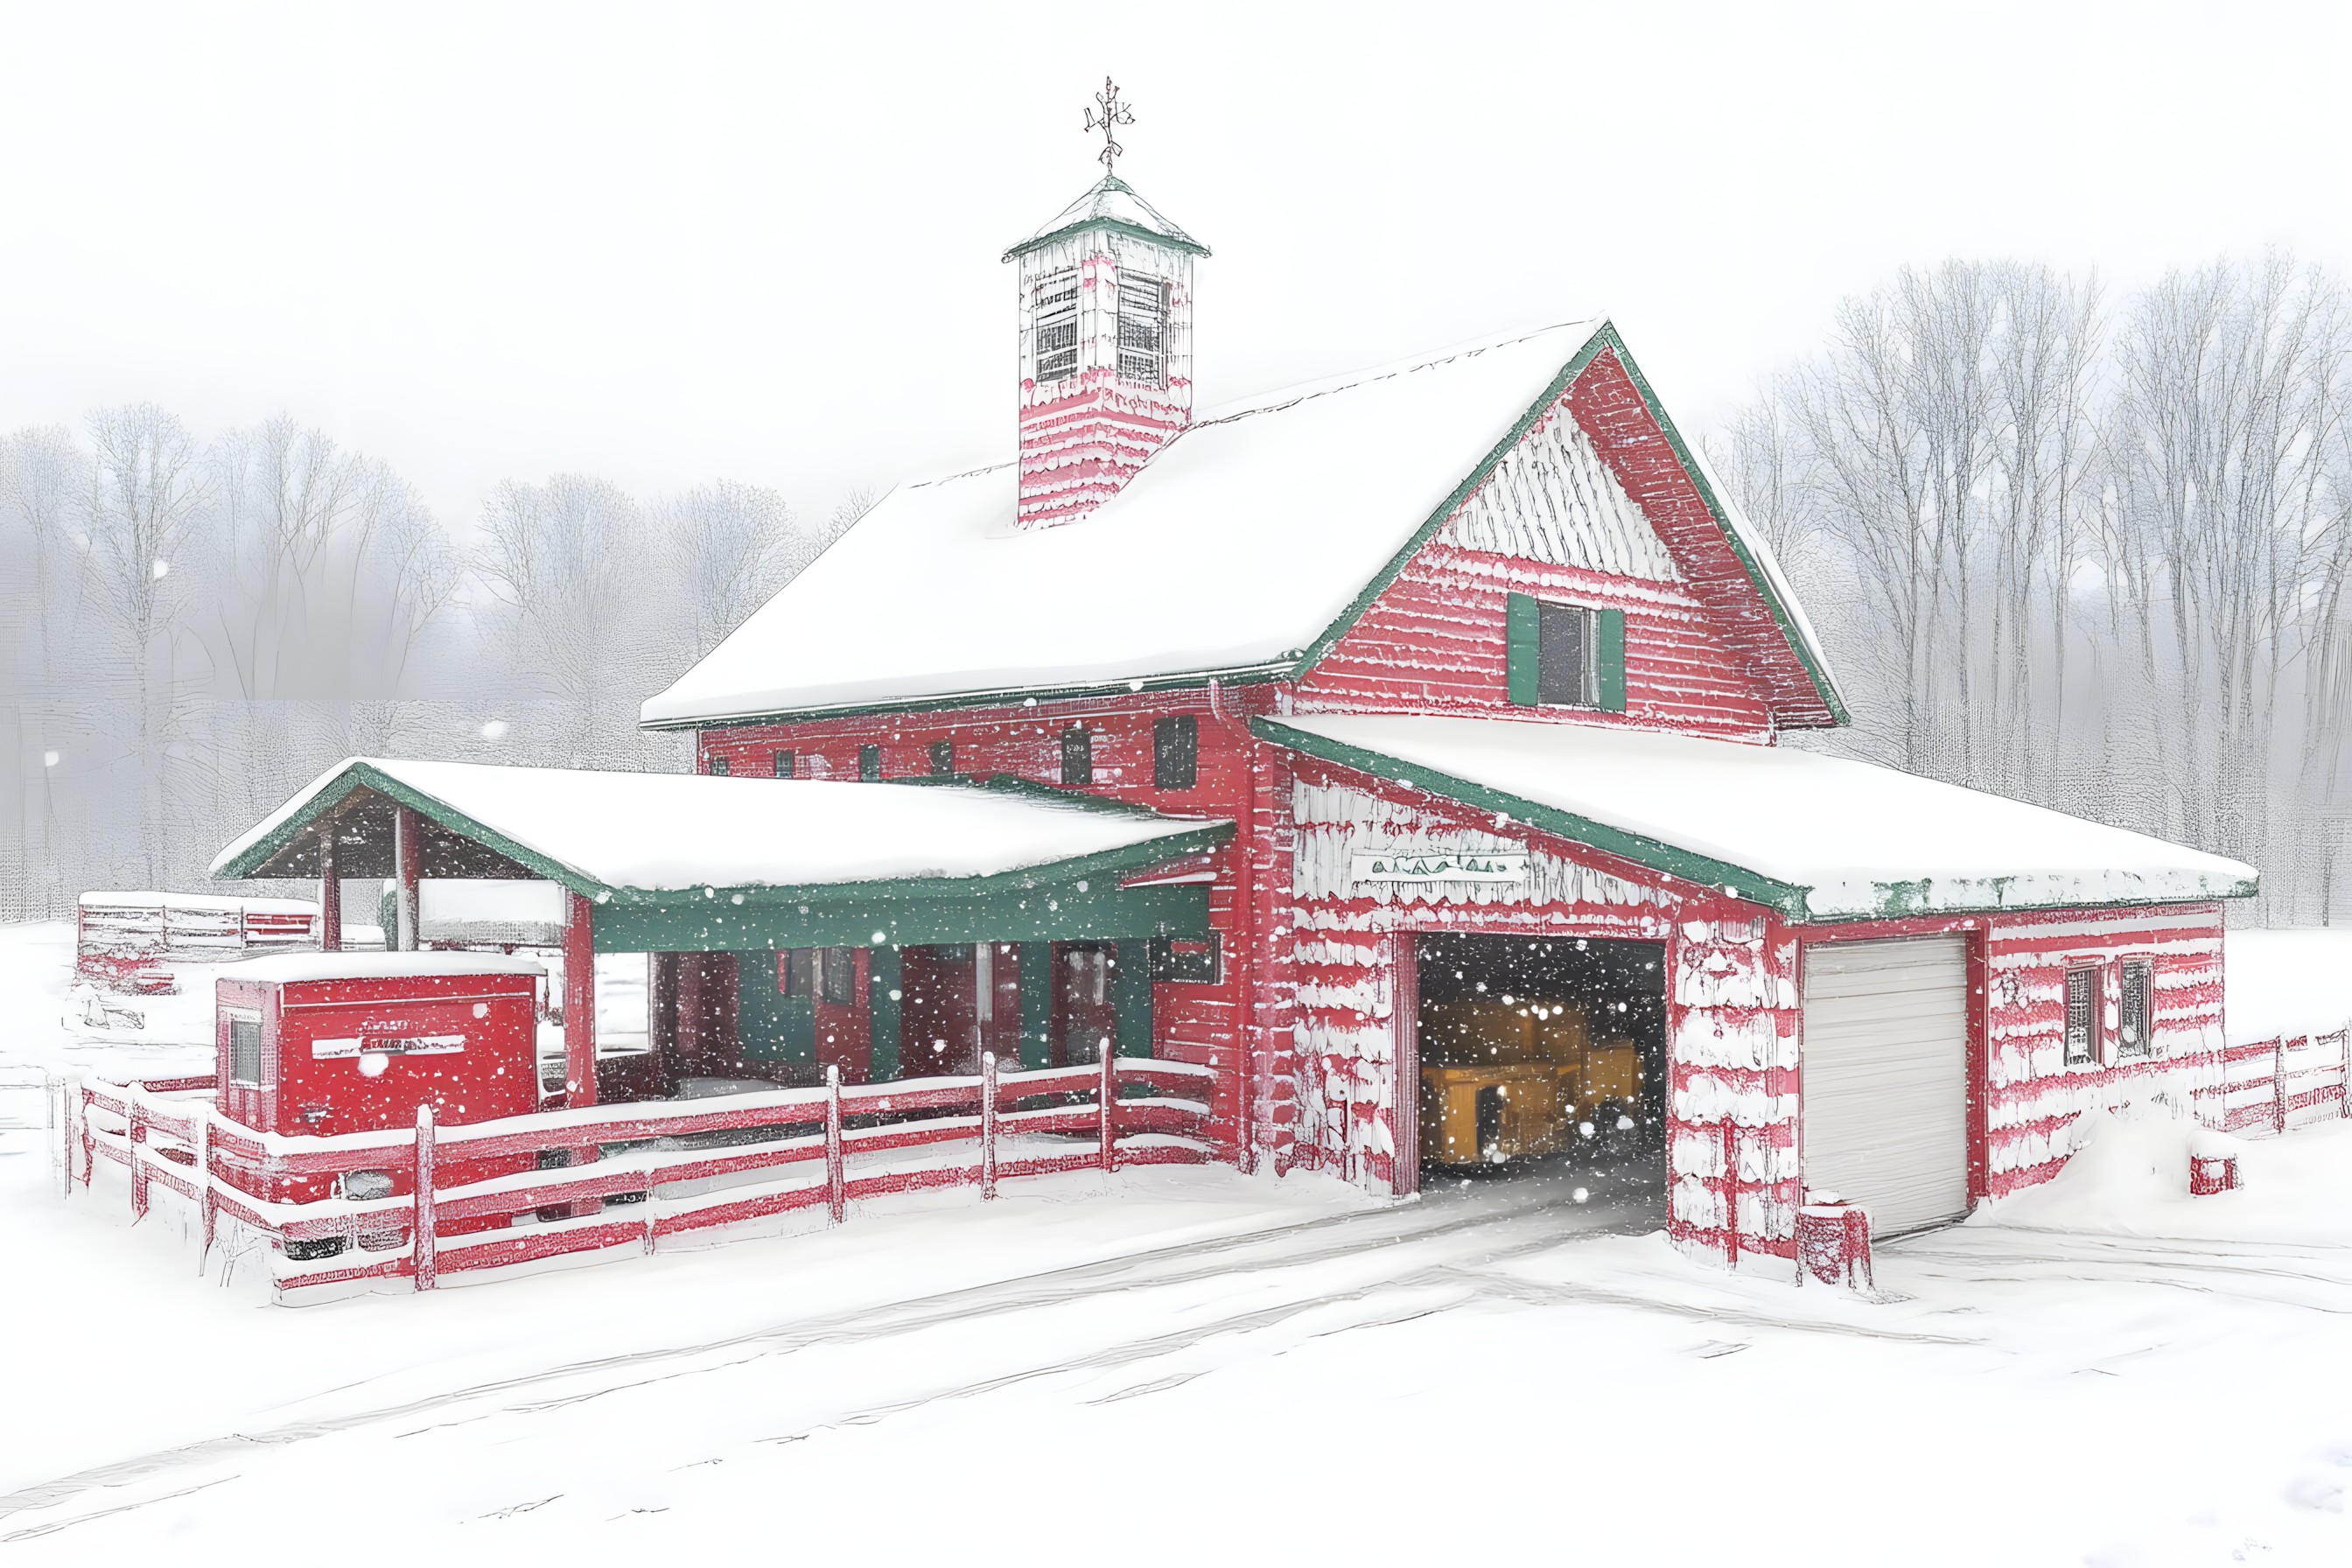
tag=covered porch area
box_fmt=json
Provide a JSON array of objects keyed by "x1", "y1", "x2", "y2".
[{"x1": 211, "y1": 758, "x2": 1231, "y2": 1118}]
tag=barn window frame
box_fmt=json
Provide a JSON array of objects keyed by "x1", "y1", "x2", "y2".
[
  {"x1": 2062, "y1": 964, "x2": 2099, "y2": 1067},
  {"x1": 1060, "y1": 724, "x2": 1092, "y2": 788},
  {"x1": 773, "y1": 750, "x2": 794, "y2": 779},
  {"x1": 1116, "y1": 272, "x2": 1170, "y2": 387},
  {"x1": 1153, "y1": 715, "x2": 1198, "y2": 791},
  {"x1": 1032, "y1": 268, "x2": 1082, "y2": 382},
  {"x1": 2116, "y1": 957, "x2": 2155, "y2": 1060},
  {"x1": 858, "y1": 744, "x2": 881, "y2": 782},
  {"x1": 821, "y1": 947, "x2": 857, "y2": 1006},
  {"x1": 1506, "y1": 592, "x2": 1627, "y2": 712},
  {"x1": 227, "y1": 1008, "x2": 264, "y2": 1086},
  {"x1": 708, "y1": 754, "x2": 730, "y2": 776},
  {"x1": 929, "y1": 739, "x2": 955, "y2": 778}
]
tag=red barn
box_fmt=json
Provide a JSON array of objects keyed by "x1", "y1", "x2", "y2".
[{"x1": 218, "y1": 164, "x2": 2255, "y2": 1270}]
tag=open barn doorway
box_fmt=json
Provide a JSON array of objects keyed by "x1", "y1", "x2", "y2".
[{"x1": 1412, "y1": 933, "x2": 1668, "y2": 1208}]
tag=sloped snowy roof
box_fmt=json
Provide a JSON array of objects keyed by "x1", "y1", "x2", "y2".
[
  {"x1": 214, "y1": 758, "x2": 1230, "y2": 897},
  {"x1": 1256, "y1": 715, "x2": 2258, "y2": 920},
  {"x1": 643, "y1": 320, "x2": 1841, "y2": 730},
  {"x1": 1003, "y1": 172, "x2": 1208, "y2": 261}
]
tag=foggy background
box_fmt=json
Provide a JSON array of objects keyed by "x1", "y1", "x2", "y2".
[{"x1": 4, "y1": 1, "x2": 2349, "y2": 923}]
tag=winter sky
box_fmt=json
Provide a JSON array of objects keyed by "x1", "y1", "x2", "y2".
[{"x1": 3, "y1": 1, "x2": 2346, "y2": 532}]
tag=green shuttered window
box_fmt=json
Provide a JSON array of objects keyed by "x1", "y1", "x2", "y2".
[
  {"x1": 1154, "y1": 716, "x2": 1197, "y2": 790},
  {"x1": 1506, "y1": 592, "x2": 1626, "y2": 714},
  {"x1": 858, "y1": 744, "x2": 881, "y2": 781}
]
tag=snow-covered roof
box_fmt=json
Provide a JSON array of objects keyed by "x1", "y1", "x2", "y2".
[
  {"x1": 657, "y1": 321, "x2": 1828, "y2": 730},
  {"x1": 221, "y1": 951, "x2": 548, "y2": 985},
  {"x1": 1256, "y1": 715, "x2": 2258, "y2": 921},
  {"x1": 213, "y1": 758, "x2": 1231, "y2": 897},
  {"x1": 1003, "y1": 172, "x2": 1208, "y2": 261},
  {"x1": 79, "y1": 891, "x2": 318, "y2": 914}
]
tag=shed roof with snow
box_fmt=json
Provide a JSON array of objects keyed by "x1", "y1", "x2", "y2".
[
  {"x1": 214, "y1": 758, "x2": 1230, "y2": 953},
  {"x1": 1256, "y1": 714, "x2": 2259, "y2": 921}
]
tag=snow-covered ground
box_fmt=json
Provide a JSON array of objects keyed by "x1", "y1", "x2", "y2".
[{"x1": 4, "y1": 920, "x2": 2352, "y2": 1563}]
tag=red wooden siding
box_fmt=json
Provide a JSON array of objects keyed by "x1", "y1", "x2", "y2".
[
  {"x1": 1297, "y1": 542, "x2": 1776, "y2": 740},
  {"x1": 702, "y1": 687, "x2": 1284, "y2": 1164},
  {"x1": 1977, "y1": 903, "x2": 2227, "y2": 1198}
]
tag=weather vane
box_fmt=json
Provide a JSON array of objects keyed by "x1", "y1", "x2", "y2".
[{"x1": 1084, "y1": 76, "x2": 1135, "y2": 173}]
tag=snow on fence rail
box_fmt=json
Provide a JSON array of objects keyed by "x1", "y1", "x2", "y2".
[
  {"x1": 58, "y1": 1051, "x2": 1215, "y2": 1298},
  {"x1": 2219, "y1": 1027, "x2": 2352, "y2": 1136}
]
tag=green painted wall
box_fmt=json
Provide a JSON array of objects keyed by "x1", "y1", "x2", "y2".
[
  {"x1": 869, "y1": 945, "x2": 902, "y2": 1082},
  {"x1": 738, "y1": 950, "x2": 814, "y2": 1062}
]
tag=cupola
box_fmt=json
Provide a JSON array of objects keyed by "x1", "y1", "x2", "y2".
[{"x1": 1002, "y1": 80, "x2": 1208, "y2": 528}]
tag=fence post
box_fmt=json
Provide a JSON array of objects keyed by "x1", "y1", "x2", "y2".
[
  {"x1": 1722, "y1": 1120, "x2": 1740, "y2": 1269},
  {"x1": 49, "y1": 1072, "x2": 68, "y2": 1200},
  {"x1": 413, "y1": 1104, "x2": 438, "y2": 1292},
  {"x1": 2277, "y1": 1038, "x2": 2290, "y2": 1134},
  {"x1": 74, "y1": 1077, "x2": 92, "y2": 1190},
  {"x1": 980, "y1": 1052, "x2": 999, "y2": 1200},
  {"x1": 126, "y1": 1083, "x2": 149, "y2": 1223},
  {"x1": 195, "y1": 1112, "x2": 214, "y2": 1278},
  {"x1": 1098, "y1": 1041, "x2": 1116, "y2": 1174},
  {"x1": 825, "y1": 1065, "x2": 846, "y2": 1224}
]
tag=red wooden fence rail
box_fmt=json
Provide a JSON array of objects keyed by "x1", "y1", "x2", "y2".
[
  {"x1": 2219, "y1": 1028, "x2": 2352, "y2": 1136},
  {"x1": 60, "y1": 1044, "x2": 1214, "y2": 1300}
]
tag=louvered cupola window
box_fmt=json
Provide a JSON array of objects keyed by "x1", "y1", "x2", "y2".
[
  {"x1": 1032, "y1": 270, "x2": 1081, "y2": 382},
  {"x1": 1117, "y1": 273, "x2": 1168, "y2": 385}
]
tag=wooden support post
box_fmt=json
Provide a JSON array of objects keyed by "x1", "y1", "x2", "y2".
[
  {"x1": 413, "y1": 1104, "x2": 438, "y2": 1292},
  {"x1": 1722, "y1": 1120, "x2": 1740, "y2": 1269},
  {"x1": 195, "y1": 1112, "x2": 214, "y2": 1277},
  {"x1": 1099, "y1": 1040, "x2": 1116, "y2": 1174},
  {"x1": 318, "y1": 831, "x2": 341, "y2": 953},
  {"x1": 980, "y1": 1051, "x2": 999, "y2": 1199},
  {"x1": 564, "y1": 891, "x2": 598, "y2": 1109},
  {"x1": 824, "y1": 1064, "x2": 845, "y2": 1223},
  {"x1": 52, "y1": 1073, "x2": 71, "y2": 1200},
  {"x1": 392, "y1": 803, "x2": 423, "y2": 951},
  {"x1": 2277, "y1": 1038, "x2": 2290, "y2": 1134},
  {"x1": 127, "y1": 1085, "x2": 148, "y2": 1222}
]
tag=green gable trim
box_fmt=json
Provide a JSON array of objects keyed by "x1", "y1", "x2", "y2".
[
  {"x1": 1003, "y1": 214, "x2": 1212, "y2": 263},
  {"x1": 646, "y1": 662, "x2": 1290, "y2": 733},
  {"x1": 1251, "y1": 716, "x2": 1809, "y2": 917},
  {"x1": 1591, "y1": 331, "x2": 1849, "y2": 727},
  {"x1": 214, "y1": 761, "x2": 598, "y2": 892},
  {"x1": 1284, "y1": 321, "x2": 1848, "y2": 730}
]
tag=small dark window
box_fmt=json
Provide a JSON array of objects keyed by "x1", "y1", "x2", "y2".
[
  {"x1": 1153, "y1": 716, "x2": 1197, "y2": 790},
  {"x1": 821, "y1": 948, "x2": 856, "y2": 1005},
  {"x1": 2118, "y1": 960, "x2": 2153, "y2": 1058},
  {"x1": 859, "y1": 744, "x2": 881, "y2": 781},
  {"x1": 2064, "y1": 966, "x2": 2098, "y2": 1066},
  {"x1": 708, "y1": 754, "x2": 731, "y2": 776},
  {"x1": 779, "y1": 949, "x2": 815, "y2": 996},
  {"x1": 929, "y1": 740, "x2": 955, "y2": 777},
  {"x1": 1033, "y1": 270, "x2": 1081, "y2": 382},
  {"x1": 1117, "y1": 274, "x2": 1169, "y2": 385},
  {"x1": 1061, "y1": 726, "x2": 1092, "y2": 787},
  {"x1": 773, "y1": 750, "x2": 794, "y2": 779},
  {"x1": 1538, "y1": 602, "x2": 1599, "y2": 707},
  {"x1": 228, "y1": 1014, "x2": 262, "y2": 1084}
]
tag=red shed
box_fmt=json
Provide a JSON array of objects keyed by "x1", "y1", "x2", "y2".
[{"x1": 213, "y1": 953, "x2": 545, "y2": 1226}]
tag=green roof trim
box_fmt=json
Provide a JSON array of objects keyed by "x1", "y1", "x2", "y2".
[
  {"x1": 214, "y1": 760, "x2": 1236, "y2": 911},
  {"x1": 648, "y1": 662, "x2": 1290, "y2": 732},
  {"x1": 1252, "y1": 716, "x2": 1810, "y2": 917},
  {"x1": 1001, "y1": 173, "x2": 1210, "y2": 262},
  {"x1": 1284, "y1": 320, "x2": 1848, "y2": 729},
  {"x1": 1252, "y1": 718, "x2": 2251, "y2": 921}
]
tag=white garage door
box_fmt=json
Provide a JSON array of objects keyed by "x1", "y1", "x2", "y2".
[{"x1": 1801, "y1": 935, "x2": 1970, "y2": 1237}]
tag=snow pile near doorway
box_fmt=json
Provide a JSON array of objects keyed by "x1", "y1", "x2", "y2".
[{"x1": 2223, "y1": 928, "x2": 2352, "y2": 1044}]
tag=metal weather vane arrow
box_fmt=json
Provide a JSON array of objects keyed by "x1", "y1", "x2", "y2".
[{"x1": 1084, "y1": 76, "x2": 1135, "y2": 173}]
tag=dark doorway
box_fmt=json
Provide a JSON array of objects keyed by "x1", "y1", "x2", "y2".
[
  {"x1": 1049, "y1": 942, "x2": 1123, "y2": 1069},
  {"x1": 1413, "y1": 933, "x2": 1668, "y2": 1205}
]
